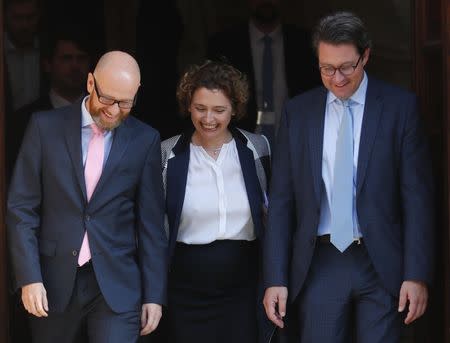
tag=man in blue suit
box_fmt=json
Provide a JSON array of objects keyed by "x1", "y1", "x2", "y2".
[
  {"x1": 7, "y1": 51, "x2": 168, "y2": 342},
  {"x1": 263, "y1": 12, "x2": 435, "y2": 342}
]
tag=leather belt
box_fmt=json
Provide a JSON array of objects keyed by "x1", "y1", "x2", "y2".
[
  {"x1": 256, "y1": 111, "x2": 276, "y2": 125},
  {"x1": 77, "y1": 260, "x2": 92, "y2": 270},
  {"x1": 317, "y1": 234, "x2": 363, "y2": 245}
]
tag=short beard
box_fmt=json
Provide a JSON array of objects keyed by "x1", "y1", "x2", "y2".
[{"x1": 92, "y1": 113, "x2": 123, "y2": 131}]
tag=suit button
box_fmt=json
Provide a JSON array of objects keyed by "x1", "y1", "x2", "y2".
[
  {"x1": 85, "y1": 215, "x2": 90, "y2": 221},
  {"x1": 72, "y1": 250, "x2": 78, "y2": 256}
]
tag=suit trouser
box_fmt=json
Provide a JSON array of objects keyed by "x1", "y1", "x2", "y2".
[
  {"x1": 296, "y1": 240, "x2": 403, "y2": 343},
  {"x1": 29, "y1": 262, "x2": 140, "y2": 343}
]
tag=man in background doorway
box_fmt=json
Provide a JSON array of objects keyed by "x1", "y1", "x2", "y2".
[
  {"x1": 6, "y1": 28, "x2": 93, "y2": 184},
  {"x1": 207, "y1": 0, "x2": 320, "y2": 146}
]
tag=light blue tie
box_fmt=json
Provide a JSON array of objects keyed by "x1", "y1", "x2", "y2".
[{"x1": 330, "y1": 99, "x2": 354, "y2": 252}]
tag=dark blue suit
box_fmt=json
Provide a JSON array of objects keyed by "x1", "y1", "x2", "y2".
[
  {"x1": 263, "y1": 77, "x2": 435, "y2": 342},
  {"x1": 7, "y1": 100, "x2": 168, "y2": 341}
]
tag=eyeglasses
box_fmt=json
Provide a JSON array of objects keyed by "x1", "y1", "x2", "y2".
[
  {"x1": 92, "y1": 75, "x2": 136, "y2": 109},
  {"x1": 319, "y1": 55, "x2": 363, "y2": 77}
]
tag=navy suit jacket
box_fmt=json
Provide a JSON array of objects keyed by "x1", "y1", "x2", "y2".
[
  {"x1": 7, "y1": 100, "x2": 168, "y2": 313},
  {"x1": 263, "y1": 76, "x2": 435, "y2": 301},
  {"x1": 207, "y1": 23, "x2": 321, "y2": 132}
]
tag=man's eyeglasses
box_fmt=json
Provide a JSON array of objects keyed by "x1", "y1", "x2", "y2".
[
  {"x1": 92, "y1": 75, "x2": 136, "y2": 109},
  {"x1": 319, "y1": 55, "x2": 363, "y2": 77}
]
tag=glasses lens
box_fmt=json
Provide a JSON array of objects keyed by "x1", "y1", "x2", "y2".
[
  {"x1": 118, "y1": 101, "x2": 133, "y2": 109},
  {"x1": 320, "y1": 66, "x2": 335, "y2": 76},
  {"x1": 98, "y1": 96, "x2": 115, "y2": 105},
  {"x1": 339, "y1": 65, "x2": 355, "y2": 76}
]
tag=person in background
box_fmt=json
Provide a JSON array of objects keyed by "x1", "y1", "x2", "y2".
[
  {"x1": 263, "y1": 11, "x2": 435, "y2": 343},
  {"x1": 134, "y1": 0, "x2": 186, "y2": 140},
  {"x1": 6, "y1": 28, "x2": 92, "y2": 184},
  {"x1": 7, "y1": 51, "x2": 168, "y2": 342},
  {"x1": 4, "y1": 0, "x2": 43, "y2": 112},
  {"x1": 161, "y1": 60, "x2": 271, "y2": 343},
  {"x1": 207, "y1": 0, "x2": 320, "y2": 146}
]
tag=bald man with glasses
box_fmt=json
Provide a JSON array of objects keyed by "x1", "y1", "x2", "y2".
[{"x1": 7, "y1": 51, "x2": 168, "y2": 343}]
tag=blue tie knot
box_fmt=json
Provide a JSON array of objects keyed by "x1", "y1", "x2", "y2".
[{"x1": 340, "y1": 98, "x2": 356, "y2": 108}]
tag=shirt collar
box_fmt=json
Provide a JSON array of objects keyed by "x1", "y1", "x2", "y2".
[
  {"x1": 327, "y1": 71, "x2": 368, "y2": 105},
  {"x1": 248, "y1": 20, "x2": 282, "y2": 42},
  {"x1": 81, "y1": 96, "x2": 95, "y2": 128}
]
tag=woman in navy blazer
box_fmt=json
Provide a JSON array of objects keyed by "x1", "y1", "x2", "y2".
[{"x1": 160, "y1": 61, "x2": 271, "y2": 343}]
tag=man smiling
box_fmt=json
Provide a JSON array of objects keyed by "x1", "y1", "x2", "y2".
[
  {"x1": 263, "y1": 11, "x2": 435, "y2": 343},
  {"x1": 8, "y1": 51, "x2": 168, "y2": 342}
]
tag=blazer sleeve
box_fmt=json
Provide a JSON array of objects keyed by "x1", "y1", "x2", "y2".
[
  {"x1": 7, "y1": 113, "x2": 44, "y2": 290},
  {"x1": 263, "y1": 106, "x2": 295, "y2": 289},
  {"x1": 400, "y1": 95, "x2": 435, "y2": 285},
  {"x1": 136, "y1": 131, "x2": 169, "y2": 305}
]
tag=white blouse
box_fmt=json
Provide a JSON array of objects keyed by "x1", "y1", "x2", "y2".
[{"x1": 177, "y1": 139, "x2": 255, "y2": 244}]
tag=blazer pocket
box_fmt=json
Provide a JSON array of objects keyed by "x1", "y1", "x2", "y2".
[{"x1": 38, "y1": 238, "x2": 56, "y2": 257}]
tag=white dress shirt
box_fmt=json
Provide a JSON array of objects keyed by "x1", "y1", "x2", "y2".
[
  {"x1": 177, "y1": 139, "x2": 255, "y2": 244},
  {"x1": 249, "y1": 21, "x2": 288, "y2": 135},
  {"x1": 317, "y1": 72, "x2": 368, "y2": 238}
]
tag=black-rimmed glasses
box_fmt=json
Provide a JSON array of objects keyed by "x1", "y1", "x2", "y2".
[
  {"x1": 319, "y1": 55, "x2": 363, "y2": 77},
  {"x1": 92, "y1": 76, "x2": 136, "y2": 109}
]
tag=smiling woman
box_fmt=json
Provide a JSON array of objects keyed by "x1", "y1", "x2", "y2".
[{"x1": 159, "y1": 60, "x2": 272, "y2": 343}]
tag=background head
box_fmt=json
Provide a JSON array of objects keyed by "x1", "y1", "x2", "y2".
[
  {"x1": 42, "y1": 28, "x2": 92, "y2": 101},
  {"x1": 248, "y1": 0, "x2": 281, "y2": 27},
  {"x1": 4, "y1": 0, "x2": 40, "y2": 49}
]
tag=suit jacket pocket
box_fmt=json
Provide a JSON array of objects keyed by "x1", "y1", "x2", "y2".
[{"x1": 39, "y1": 238, "x2": 56, "y2": 257}]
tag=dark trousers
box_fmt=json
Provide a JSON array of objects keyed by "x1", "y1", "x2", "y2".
[
  {"x1": 29, "y1": 263, "x2": 140, "y2": 343},
  {"x1": 296, "y1": 241, "x2": 403, "y2": 343}
]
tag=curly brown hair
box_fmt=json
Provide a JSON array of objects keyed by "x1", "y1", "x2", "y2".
[{"x1": 176, "y1": 60, "x2": 249, "y2": 121}]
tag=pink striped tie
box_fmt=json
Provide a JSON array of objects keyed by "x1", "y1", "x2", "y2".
[{"x1": 78, "y1": 123, "x2": 104, "y2": 266}]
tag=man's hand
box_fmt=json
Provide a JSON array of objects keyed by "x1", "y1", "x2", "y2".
[
  {"x1": 263, "y1": 286, "x2": 288, "y2": 328},
  {"x1": 140, "y1": 303, "x2": 162, "y2": 335},
  {"x1": 398, "y1": 280, "x2": 428, "y2": 324},
  {"x1": 22, "y1": 282, "x2": 48, "y2": 317}
]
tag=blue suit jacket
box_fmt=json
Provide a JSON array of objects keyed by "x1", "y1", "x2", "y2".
[
  {"x1": 7, "y1": 100, "x2": 168, "y2": 313},
  {"x1": 263, "y1": 76, "x2": 435, "y2": 301}
]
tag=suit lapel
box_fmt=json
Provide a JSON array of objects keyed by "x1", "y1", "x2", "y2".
[
  {"x1": 64, "y1": 103, "x2": 86, "y2": 201},
  {"x1": 90, "y1": 119, "x2": 131, "y2": 202},
  {"x1": 234, "y1": 132, "x2": 262, "y2": 235},
  {"x1": 166, "y1": 134, "x2": 190, "y2": 240},
  {"x1": 356, "y1": 78, "x2": 382, "y2": 196},
  {"x1": 308, "y1": 88, "x2": 327, "y2": 205}
]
